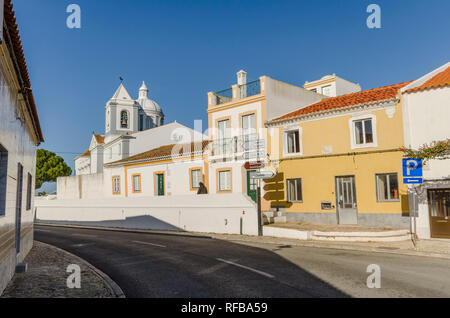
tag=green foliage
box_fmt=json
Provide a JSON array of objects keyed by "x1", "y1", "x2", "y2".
[
  {"x1": 402, "y1": 139, "x2": 450, "y2": 163},
  {"x1": 36, "y1": 149, "x2": 72, "y2": 189}
]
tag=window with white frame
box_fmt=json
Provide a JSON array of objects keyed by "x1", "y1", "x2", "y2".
[
  {"x1": 26, "y1": 173, "x2": 32, "y2": 211},
  {"x1": 132, "y1": 175, "x2": 141, "y2": 193},
  {"x1": 241, "y1": 113, "x2": 256, "y2": 145},
  {"x1": 112, "y1": 176, "x2": 120, "y2": 194},
  {"x1": 287, "y1": 178, "x2": 302, "y2": 202},
  {"x1": 354, "y1": 118, "x2": 373, "y2": 145},
  {"x1": 376, "y1": 173, "x2": 399, "y2": 201},
  {"x1": 350, "y1": 115, "x2": 377, "y2": 149},
  {"x1": 283, "y1": 128, "x2": 301, "y2": 155},
  {"x1": 322, "y1": 85, "x2": 332, "y2": 96},
  {"x1": 190, "y1": 169, "x2": 202, "y2": 189},
  {"x1": 218, "y1": 170, "x2": 231, "y2": 192}
]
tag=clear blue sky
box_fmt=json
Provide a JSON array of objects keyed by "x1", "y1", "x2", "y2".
[{"x1": 13, "y1": 0, "x2": 450, "y2": 190}]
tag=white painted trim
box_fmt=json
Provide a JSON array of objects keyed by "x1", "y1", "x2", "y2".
[
  {"x1": 282, "y1": 126, "x2": 303, "y2": 157},
  {"x1": 349, "y1": 113, "x2": 378, "y2": 150}
]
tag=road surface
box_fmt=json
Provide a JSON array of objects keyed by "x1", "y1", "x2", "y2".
[{"x1": 34, "y1": 225, "x2": 450, "y2": 298}]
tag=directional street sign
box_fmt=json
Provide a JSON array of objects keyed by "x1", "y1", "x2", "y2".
[
  {"x1": 250, "y1": 170, "x2": 276, "y2": 180},
  {"x1": 244, "y1": 161, "x2": 265, "y2": 170},
  {"x1": 402, "y1": 158, "x2": 423, "y2": 184},
  {"x1": 243, "y1": 139, "x2": 266, "y2": 151},
  {"x1": 243, "y1": 150, "x2": 266, "y2": 160}
]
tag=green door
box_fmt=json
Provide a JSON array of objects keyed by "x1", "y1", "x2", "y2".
[
  {"x1": 156, "y1": 174, "x2": 165, "y2": 196},
  {"x1": 247, "y1": 170, "x2": 257, "y2": 203}
]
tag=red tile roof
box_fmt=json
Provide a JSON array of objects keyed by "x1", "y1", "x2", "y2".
[
  {"x1": 405, "y1": 67, "x2": 450, "y2": 93},
  {"x1": 4, "y1": 0, "x2": 44, "y2": 142},
  {"x1": 107, "y1": 141, "x2": 210, "y2": 166},
  {"x1": 269, "y1": 82, "x2": 412, "y2": 124}
]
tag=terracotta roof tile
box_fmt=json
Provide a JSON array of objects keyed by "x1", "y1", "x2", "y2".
[
  {"x1": 405, "y1": 67, "x2": 450, "y2": 93},
  {"x1": 108, "y1": 141, "x2": 210, "y2": 166},
  {"x1": 269, "y1": 82, "x2": 412, "y2": 124},
  {"x1": 3, "y1": 0, "x2": 44, "y2": 142}
]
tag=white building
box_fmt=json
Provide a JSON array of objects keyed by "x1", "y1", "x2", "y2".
[
  {"x1": 304, "y1": 74, "x2": 361, "y2": 97},
  {"x1": 206, "y1": 70, "x2": 325, "y2": 211},
  {"x1": 75, "y1": 82, "x2": 204, "y2": 175},
  {"x1": 401, "y1": 62, "x2": 450, "y2": 239},
  {"x1": 0, "y1": 0, "x2": 44, "y2": 294}
]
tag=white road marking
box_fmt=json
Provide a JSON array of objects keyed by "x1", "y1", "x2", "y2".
[
  {"x1": 132, "y1": 240, "x2": 166, "y2": 248},
  {"x1": 71, "y1": 233, "x2": 97, "y2": 238},
  {"x1": 72, "y1": 243, "x2": 94, "y2": 248},
  {"x1": 216, "y1": 258, "x2": 275, "y2": 279}
]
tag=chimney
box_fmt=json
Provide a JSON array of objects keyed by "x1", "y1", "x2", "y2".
[{"x1": 237, "y1": 70, "x2": 247, "y2": 86}]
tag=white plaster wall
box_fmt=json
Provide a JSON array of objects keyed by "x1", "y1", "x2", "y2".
[
  {"x1": 129, "y1": 122, "x2": 206, "y2": 157},
  {"x1": 126, "y1": 159, "x2": 206, "y2": 197},
  {"x1": 265, "y1": 77, "x2": 324, "y2": 121},
  {"x1": 334, "y1": 77, "x2": 361, "y2": 96},
  {"x1": 57, "y1": 174, "x2": 105, "y2": 200},
  {"x1": 0, "y1": 45, "x2": 37, "y2": 294},
  {"x1": 35, "y1": 194, "x2": 258, "y2": 235}
]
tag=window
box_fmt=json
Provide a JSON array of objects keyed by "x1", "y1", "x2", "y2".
[
  {"x1": 287, "y1": 178, "x2": 303, "y2": 202},
  {"x1": 310, "y1": 88, "x2": 317, "y2": 93},
  {"x1": 283, "y1": 128, "x2": 301, "y2": 155},
  {"x1": 354, "y1": 119, "x2": 373, "y2": 145},
  {"x1": 218, "y1": 169, "x2": 231, "y2": 192},
  {"x1": 376, "y1": 173, "x2": 399, "y2": 201},
  {"x1": 190, "y1": 168, "x2": 202, "y2": 190},
  {"x1": 217, "y1": 119, "x2": 230, "y2": 155},
  {"x1": 139, "y1": 114, "x2": 144, "y2": 131},
  {"x1": 322, "y1": 85, "x2": 332, "y2": 96},
  {"x1": 112, "y1": 176, "x2": 121, "y2": 195},
  {"x1": 0, "y1": 145, "x2": 8, "y2": 216},
  {"x1": 132, "y1": 174, "x2": 141, "y2": 193},
  {"x1": 120, "y1": 110, "x2": 129, "y2": 129},
  {"x1": 26, "y1": 173, "x2": 32, "y2": 211}
]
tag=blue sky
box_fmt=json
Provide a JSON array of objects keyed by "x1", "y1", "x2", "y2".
[{"x1": 12, "y1": 0, "x2": 450, "y2": 192}]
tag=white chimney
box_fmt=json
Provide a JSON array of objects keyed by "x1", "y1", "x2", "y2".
[{"x1": 237, "y1": 70, "x2": 247, "y2": 86}]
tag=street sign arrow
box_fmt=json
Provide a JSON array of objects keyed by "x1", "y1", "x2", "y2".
[
  {"x1": 250, "y1": 170, "x2": 276, "y2": 180},
  {"x1": 244, "y1": 161, "x2": 265, "y2": 170}
]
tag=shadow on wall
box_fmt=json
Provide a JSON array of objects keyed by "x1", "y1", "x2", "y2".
[
  {"x1": 36, "y1": 215, "x2": 185, "y2": 232},
  {"x1": 263, "y1": 172, "x2": 293, "y2": 209}
]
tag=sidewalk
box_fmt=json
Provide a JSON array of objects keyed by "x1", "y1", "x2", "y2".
[
  {"x1": 208, "y1": 232, "x2": 450, "y2": 260},
  {"x1": 1, "y1": 241, "x2": 122, "y2": 298}
]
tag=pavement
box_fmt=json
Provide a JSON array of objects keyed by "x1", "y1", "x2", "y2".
[
  {"x1": 34, "y1": 224, "x2": 450, "y2": 298},
  {"x1": 1, "y1": 241, "x2": 119, "y2": 298}
]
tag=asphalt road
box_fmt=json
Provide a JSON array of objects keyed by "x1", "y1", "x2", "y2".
[{"x1": 34, "y1": 225, "x2": 450, "y2": 298}]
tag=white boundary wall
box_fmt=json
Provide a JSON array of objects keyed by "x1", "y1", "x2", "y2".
[{"x1": 35, "y1": 194, "x2": 258, "y2": 236}]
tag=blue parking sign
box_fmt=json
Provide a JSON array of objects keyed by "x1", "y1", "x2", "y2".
[{"x1": 402, "y1": 159, "x2": 423, "y2": 184}]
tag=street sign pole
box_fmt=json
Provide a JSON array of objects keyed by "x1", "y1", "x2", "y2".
[{"x1": 257, "y1": 183, "x2": 262, "y2": 236}]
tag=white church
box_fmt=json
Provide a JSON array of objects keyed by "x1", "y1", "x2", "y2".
[{"x1": 75, "y1": 81, "x2": 205, "y2": 176}]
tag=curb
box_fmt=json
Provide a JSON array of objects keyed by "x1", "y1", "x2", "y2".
[
  {"x1": 35, "y1": 222, "x2": 212, "y2": 239},
  {"x1": 36, "y1": 241, "x2": 126, "y2": 298},
  {"x1": 210, "y1": 235, "x2": 450, "y2": 261}
]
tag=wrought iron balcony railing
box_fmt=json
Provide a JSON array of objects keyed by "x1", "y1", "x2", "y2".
[{"x1": 213, "y1": 80, "x2": 261, "y2": 106}]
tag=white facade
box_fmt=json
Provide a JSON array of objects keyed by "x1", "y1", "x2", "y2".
[
  {"x1": 0, "y1": 3, "x2": 44, "y2": 295},
  {"x1": 401, "y1": 62, "x2": 450, "y2": 239},
  {"x1": 304, "y1": 74, "x2": 361, "y2": 97}
]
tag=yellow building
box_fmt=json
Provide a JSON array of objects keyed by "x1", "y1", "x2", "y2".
[{"x1": 265, "y1": 82, "x2": 412, "y2": 228}]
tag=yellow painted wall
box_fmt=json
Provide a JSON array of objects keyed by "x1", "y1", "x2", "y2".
[
  {"x1": 264, "y1": 100, "x2": 410, "y2": 215},
  {"x1": 265, "y1": 151, "x2": 409, "y2": 215}
]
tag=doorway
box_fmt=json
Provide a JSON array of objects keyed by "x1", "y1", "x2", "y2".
[
  {"x1": 247, "y1": 170, "x2": 257, "y2": 203},
  {"x1": 428, "y1": 189, "x2": 450, "y2": 239},
  {"x1": 335, "y1": 176, "x2": 358, "y2": 225}
]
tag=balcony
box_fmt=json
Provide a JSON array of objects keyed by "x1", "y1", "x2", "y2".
[
  {"x1": 210, "y1": 134, "x2": 260, "y2": 159},
  {"x1": 213, "y1": 80, "x2": 261, "y2": 106}
]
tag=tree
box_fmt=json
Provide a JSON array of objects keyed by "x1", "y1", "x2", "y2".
[
  {"x1": 36, "y1": 149, "x2": 72, "y2": 190},
  {"x1": 402, "y1": 139, "x2": 450, "y2": 163}
]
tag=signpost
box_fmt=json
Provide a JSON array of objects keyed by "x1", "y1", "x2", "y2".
[
  {"x1": 243, "y1": 150, "x2": 266, "y2": 160},
  {"x1": 251, "y1": 171, "x2": 276, "y2": 180},
  {"x1": 244, "y1": 161, "x2": 265, "y2": 170},
  {"x1": 402, "y1": 158, "x2": 423, "y2": 246},
  {"x1": 243, "y1": 139, "x2": 266, "y2": 151}
]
